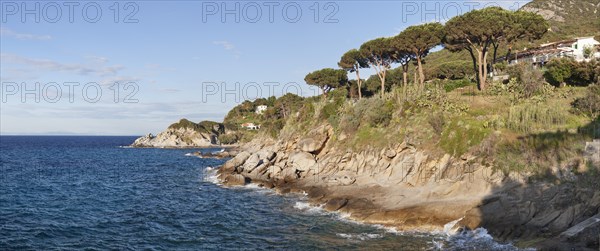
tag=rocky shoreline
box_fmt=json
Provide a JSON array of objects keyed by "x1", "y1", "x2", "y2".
[
  {"x1": 216, "y1": 125, "x2": 600, "y2": 250},
  {"x1": 131, "y1": 119, "x2": 228, "y2": 148}
]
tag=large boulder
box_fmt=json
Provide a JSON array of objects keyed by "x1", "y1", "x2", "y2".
[
  {"x1": 266, "y1": 165, "x2": 283, "y2": 179},
  {"x1": 297, "y1": 124, "x2": 331, "y2": 153},
  {"x1": 324, "y1": 198, "x2": 349, "y2": 211},
  {"x1": 257, "y1": 150, "x2": 276, "y2": 161},
  {"x1": 222, "y1": 173, "x2": 248, "y2": 186},
  {"x1": 384, "y1": 149, "x2": 397, "y2": 159},
  {"x1": 240, "y1": 153, "x2": 261, "y2": 173},
  {"x1": 222, "y1": 151, "x2": 251, "y2": 172},
  {"x1": 298, "y1": 137, "x2": 327, "y2": 153},
  {"x1": 281, "y1": 167, "x2": 299, "y2": 181},
  {"x1": 289, "y1": 151, "x2": 316, "y2": 172}
]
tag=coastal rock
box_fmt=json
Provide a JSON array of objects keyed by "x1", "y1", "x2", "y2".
[
  {"x1": 297, "y1": 125, "x2": 331, "y2": 153},
  {"x1": 247, "y1": 162, "x2": 270, "y2": 181},
  {"x1": 222, "y1": 151, "x2": 251, "y2": 173},
  {"x1": 223, "y1": 173, "x2": 247, "y2": 186},
  {"x1": 217, "y1": 132, "x2": 599, "y2": 250},
  {"x1": 266, "y1": 165, "x2": 283, "y2": 178},
  {"x1": 289, "y1": 151, "x2": 316, "y2": 172},
  {"x1": 131, "y1": 119, "x2": 224, "y2": 148},
  {"x1": 384, "y1": 149, "x2": 397, "y2": 159},
  {"x1": 257, "y1": 150, "x2": 276, "y2": 161},
  {"x1": 241, "y1": 154, "x2": 261, "y2": 173},
  {"x1": 324, "y1": 198, "x2": 349, "y2": 211},
  {"x1": 132, "y1": 127, "x2": 215, "y2": 147},
  {"x1": 281, "y1": 167, "x2": 299, "y2": 181},
  {"x1": 327, "y1": 172, "x2": 356, "y2": 186},
  {"x1": 298, "y1": 137, "x2": 326, "y2": 153}
]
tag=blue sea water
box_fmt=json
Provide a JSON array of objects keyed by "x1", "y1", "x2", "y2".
[{"x1": 0, "y1": 136, "x2": 525, "y2": 250}]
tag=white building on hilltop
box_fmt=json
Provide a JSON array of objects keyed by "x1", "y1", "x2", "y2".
[
  {"x1": 571, "y1": 37, "x2": 600, "y2": 61},
  {"x1": 503, "y1": 37, "x2": 600, "y2": 65}
]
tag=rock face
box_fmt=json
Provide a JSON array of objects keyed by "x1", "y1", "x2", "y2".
[
  {"x1": 217, "y1": 123, "x2": 600, "y2": 250},
  {"x1": 132, "y1": 119, "x2": 224, "y2": 148},
  {"x1": 132, "y1": 127, "x2": 217, "y2": 147}
]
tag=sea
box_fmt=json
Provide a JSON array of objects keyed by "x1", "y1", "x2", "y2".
[{"x1": 0, "y1": 136, "x2": 531, "y2": 250}]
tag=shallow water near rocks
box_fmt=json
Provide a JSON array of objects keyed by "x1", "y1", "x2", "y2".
[{"x1": 0, "y1": 136, "x2": 530, "y2": 250}]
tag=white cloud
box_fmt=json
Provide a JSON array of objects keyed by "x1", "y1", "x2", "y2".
[
  {"x1": 213, "y1": 40, "x2": 241, "y2": 59},
  {"x1": 213, "y1": 40, "x2": 235, "y2": 50},
  {"x1": 0, "y1": 27, "x2": 52, "y2": 40},
  {"x1": 86, "y1": 55, "x2": 109, "y2": 64},
  {"x1": 1, "y1": 53, "x2": 125, "y2": 77}
]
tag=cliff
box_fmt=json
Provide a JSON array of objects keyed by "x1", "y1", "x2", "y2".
[
  {"x1": 218, "y1": 124, "x2": 600, "y2": 250},
  {"x1": 132, "y1": 119, "x2": 224, "y2": 148}
]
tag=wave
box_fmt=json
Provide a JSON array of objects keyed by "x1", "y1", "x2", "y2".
[
  {"x1": 185, "y1": 152, "x2": 203, "y2": 158},
  {"x1": 336, "y1": 233, "x2": 383, "y2": 241},
  {"x1": 216, "y1": 181, "x2": 531, "y2": 250},
  {"x1": 442, "y1": 227, "x2": 534, "y2": 251},
  {"x1": 442, "y1": 217, "x2": 463, "y2": 236},
  {"x1": 293, "y1": 202, "x2": 326, "y2": 215},
  {"x1": 211, "y1": 149, "x2": 225, "y2": 154},
  {"x1": 202, "y1": 166, "x2": 220, "y2": 185}
]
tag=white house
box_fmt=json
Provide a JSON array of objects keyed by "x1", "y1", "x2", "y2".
[
  {"x1": 569, "y1": 37, "x2": 600, "y2": 62},
  {"x1": 241, "y1": 122, "x2": 260, "y2": 130},
  {"x1": 255, "y1": 105, "x2": 268, "y2": 115},
  {"x1": 504, "y1": 37, "x2": 600, "y2": 65}
]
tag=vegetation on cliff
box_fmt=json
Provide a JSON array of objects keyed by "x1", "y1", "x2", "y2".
[
  {"x1": 168, "y1": 119, "x2": 223, "y2": 135},
  {"x1": 221, "y1": 6, "x2": 600, "y2": 182}
]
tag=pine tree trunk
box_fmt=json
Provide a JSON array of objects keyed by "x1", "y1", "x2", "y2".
[
  {"x1": 482, "y1": 50, "x2": 488, "y2": 90},
  {"x1": 356, "y1": 70, "x2": 362, "y2": 99},
  {"x1": 380, "y1": 70, "x2": 386, "y2": 98},
  {"x1": 403, "y1": 68, "x2": 408, "y2": 98},
  {"x1": 477, "y1": 50, "x2": 484, "y2": 91},
  {"x1": 416, "y1": 55, "x2": 425, "y2": 89},
  {"x1": 467, "y1": 49, "x2": 480, "y2": 89}
]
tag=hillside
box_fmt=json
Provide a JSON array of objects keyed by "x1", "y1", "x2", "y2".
[{"x1": 522, "y1": 0, "x2": 600, "y2": 41}]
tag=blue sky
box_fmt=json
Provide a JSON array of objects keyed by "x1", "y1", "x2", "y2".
[{"x1": 0, "y1": 0, "x2": 529, "y2": 135}]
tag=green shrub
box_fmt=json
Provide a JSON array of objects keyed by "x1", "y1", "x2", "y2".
[
  {"x1": 262, "y1": 119, "x2": 285, "y2": 138},
  {"x1": 352, "y1": 126, "x2": 387, "y2": 149},
  {"x1": 354, "y1": 97, "x2": 394, "y2": 127},
  {"x1": 339, "y1": 111, "x2": 361, "y2": 134},
  {"x1": 427, "y1": 60, "x2": 472, "y2": 80},
  {"x1": 319, "y1": 88, "x2": 347, "y2": 123},
  {"x1": 218, "y1": 133, "x2": 241, "y2": 144},
  {"x1": 169, "y1": 119, "x2": 220, "y2": 134},
  {"x1": 506, "y1": 63, "x2": 549, "y2": 99},
  {"x1": 544, "y1": 58, "x2": 573, "y2": 86},
  {"x1": 428, "y1": 112, "x2": 446, "y2": 135},
  {"x1": 571, "y1": 85, "x2": 600, "y2": 118},
  {"x1": 494, "y1": 61, "x2": 508, "y2": 73},
  {"x1": 366, "y1": 99, "x2": 394, "y2": 127},
  {"x1": 296, "y1": 102, "x2": 315, "y2": 122},
  {"x1": 545, "y1": 58, "x2": 599, "y2": 86},
  {"x1": 440, "y1": 118, "x2": 491, "y2": 156},
  {"x1": 443, "y1": 78, "x2": 473, "y2": 92}
]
